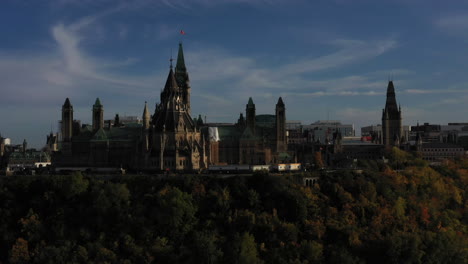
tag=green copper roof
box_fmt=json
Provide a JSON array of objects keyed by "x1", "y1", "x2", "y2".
[
  {"x1": 63, "y1": 98, "x2": 72, "y2": 108},
  {"x1": 241, "y1": 126, "x2": 260, "y2": 140},
  {"x1": 9, "y1": 151, "x2": 51, "y2": 161},
  {"x1": 176, "y1": 42, "x2": 186, "y2": 72},
  {"x1": 247, "y1": 97, "x2": 254, "y2": 106},
  {"x1": 93, "y1": 98, "x2": 102, "y2": 107},
  {"x1": 217, "y1": 126, "x2": 242, "y2": 139},
  {"x1": 91, "y1": 128, "x2": 107, "y2": 141},
  {"x1": 255, "y1": 114, "x2": 275, "y2": 128}
]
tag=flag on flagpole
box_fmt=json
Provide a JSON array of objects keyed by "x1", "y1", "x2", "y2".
[{"x1": 180, "y1": 30, "x2": 186, "y2": 35}]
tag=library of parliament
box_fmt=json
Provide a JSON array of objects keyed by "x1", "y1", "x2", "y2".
[{"x1": 53, "y1": 43, "x2": 290, "y2": 171}]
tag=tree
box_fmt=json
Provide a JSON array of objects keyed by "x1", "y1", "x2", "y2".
[
  {"x1": 9, "y1": 238, "x2": 30, "y2": 264},
  {"x1": 156, "y1": 186, "x2": 197, "y2": 240},
  {"x1": 191, "y1": 231, "x2": 223, "y2": 264},
  {"x1": 301, "y1": 240, "x2": 323, "y2": 263},
  {"x1": 238, "y1": 232, "x2": 261, "y2": 264}
]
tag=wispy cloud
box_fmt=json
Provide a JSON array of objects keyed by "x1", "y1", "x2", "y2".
[
  {"x1": 184, "y1": 37, "x2": 398, "y2": 104},
  {"x1": 435, "y1": 14, "x2": 468, "y2": 36},
  {"x1": 404, "y1": 88, "x2": 468, "y2": 95},
  {"x1": 279, "y1": 39, "x2": 398, "y2": 75}
]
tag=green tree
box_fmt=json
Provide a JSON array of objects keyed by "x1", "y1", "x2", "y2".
[
  {"x1": 191, "y1": 231, "x2": 223, "y2": 264},
  {"x1": 156, "y1": 186, "x2": 197, "y2": 240},
  {"x1": 238, "y1": 232, "x2": 261, "y2": 264},
  {"x1": 301, "y1": 240, "x2": 323, "y2": 263}
]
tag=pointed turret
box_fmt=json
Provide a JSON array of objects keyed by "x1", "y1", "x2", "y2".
[
  {"x1": 384, "y1": 81, "x2": 399, "y2": 117},
  {"x1": 382, "y1": 81, "x2": 403, "y2": 147},
  {"x1": 175, "y1": 42, "x2": 187, "y2": 73},
  {"x1": 62, "y1": 98, "x2": 73, "y2": 142},
  {"x1": 23, "y1": 139, "x2": 27, "y2": 153},
  {"x1": 175, "y1": 42, "x2": 191, "y2": 114},
  {"x1": 143, "y1": 101, "x2": 150, "y2": 129},
  {"x1": 152, "y1": 57, "x2": 196, "y2": 133},
  {"x1": 276, "y1": 97, "x2": 285, "y2": 107},
  {"x1": 237, "y1": 113, "x2": 245, "y2": 128},
  {"x1": 92, "y1": 98, "x2": 104, "y2": 131},
  {"x1": 246, "y1": 97, "x2": 256, "y2": 134},
  {"x1": 276, "y1": 97, "x2": 287, "y2": 152},
  {"x1": 247, "y1": 97, "x2": 254, "y2": 107},
  {"x1": 94, "y1": 98, "x2": 102, "y2": 107},
  {"x1": 63, "y1": 98, "x2": 72, "y2": 108},
  {"x1": 196, "y1": 114, "x2": 204, "y2": 127},
  {"x1": 164, "y1": 68, "x2": 179, "y2": 94}
]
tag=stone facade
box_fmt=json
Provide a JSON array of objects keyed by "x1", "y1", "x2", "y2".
[
  {"x1": 53, "y1": 43, "x2": 207, "y2": 172},
  {"x1": 206, "y1": 97, "x2": 290, "y2": 165}
]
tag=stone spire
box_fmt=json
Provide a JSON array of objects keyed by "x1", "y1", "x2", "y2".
[
  {"x1": 246, "y1": 97, "x2": 256, "y2": 134},
  {"x1": 247, "y1": 97, "x2": 254, "y2": 107},
  {"x1": 175, "y1": 42, "x2": 187, "y2": 73},
  {"x1": 175, "y1": 42, "x2": 191, "y2": 115},
  {"x1": 143, "y1": 101, "x2": 150, "y2": 129},
  {"x1": 23, "y1": 139, "x2": 27, "y2": 153},
  {"x1": 92, "y1": 98, "x2": 104, "y2": 131},
  {"x1": 277, "y1": 97, "x2": 285, "y2": 107},
  {"x1": 276, "y1": 97, "x2": 287, "y2": 152},
  {"x1": 383, "y1": 81, "x2": 399, "y2": 119},
  {"x1": 382, "y1": 81, "x2": 403, "y2": 146},
  {"x1": 153, "y1": 67, "x2": 196, "y2": 132},
  {"x1": 164, "y1": 68, "x2": 179, "y2": 94},
  {"x1": 62, "y1": 98, "x2": 73, "y2": 142}
]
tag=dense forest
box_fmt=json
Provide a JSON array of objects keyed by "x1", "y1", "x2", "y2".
[{"x1": 0, "y1": 149, "x2": 467, "y2": 263}]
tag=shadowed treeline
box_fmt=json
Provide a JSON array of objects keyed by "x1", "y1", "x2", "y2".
[{"x1": 1, "y1": 156, "x2": 467, "y2": 263}]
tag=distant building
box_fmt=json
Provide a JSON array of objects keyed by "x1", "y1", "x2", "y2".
[
  {"x1": 410, "y1": 122, "x2": 441, "y2": 142},
  {"x1": 361, "y1": 124, "x2": 410, "y2": 144},
  {"x1": 7, "y1": 149, "x2": 51, "y2": 173},
  {"x1": 339, "y1": 137, "x2": 384, "y2": 161},
  {"x1": 286, "y1": 121, "x2": 305, "y2": 145},
  {"x1": 361, "y1": 124, "x2": 382, "y2": 143},
  {"x1": 440, "y1": 123, "x2": 468, "y2": 150},
  {"x1": 302, "y1": 120, "x2": 354, "y2": 144},
  {"x1": 420, "y1": 143, "x2": 465, "y2": 164},
  {"x1": 0, "y1": 137, "x2": 51, "y2": 174}
]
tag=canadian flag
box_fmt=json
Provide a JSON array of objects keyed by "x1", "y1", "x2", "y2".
[{"x1": 180, "y1": 30, "x2": 186, "y2": 35}]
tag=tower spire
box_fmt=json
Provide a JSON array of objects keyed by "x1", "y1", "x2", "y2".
[
  {"x1": 93, "y1": 98, "x2": 104, "y2": 131},
  {"x1": 143, "y1": 101, "x2": 150, "y2": 129},
  {"x1": 176, "y1": 42, "x2": 186, "y2": 73},
  {"x1": 175, "y1": 42, "x2": 191, "y2": 114}
]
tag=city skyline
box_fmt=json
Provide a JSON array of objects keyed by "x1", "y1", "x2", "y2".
[{"x1": 1, "y1": 0, "x2": 468, "y2": 148}]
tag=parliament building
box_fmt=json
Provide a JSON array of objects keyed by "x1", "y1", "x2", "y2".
[{"x1": 53, "y1": 43, "x2": 291, "y2": 172}]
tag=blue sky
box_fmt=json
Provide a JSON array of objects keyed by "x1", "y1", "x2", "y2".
[{"x1": 1, "y1": 0, "x2": 468, "y2": 148}]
